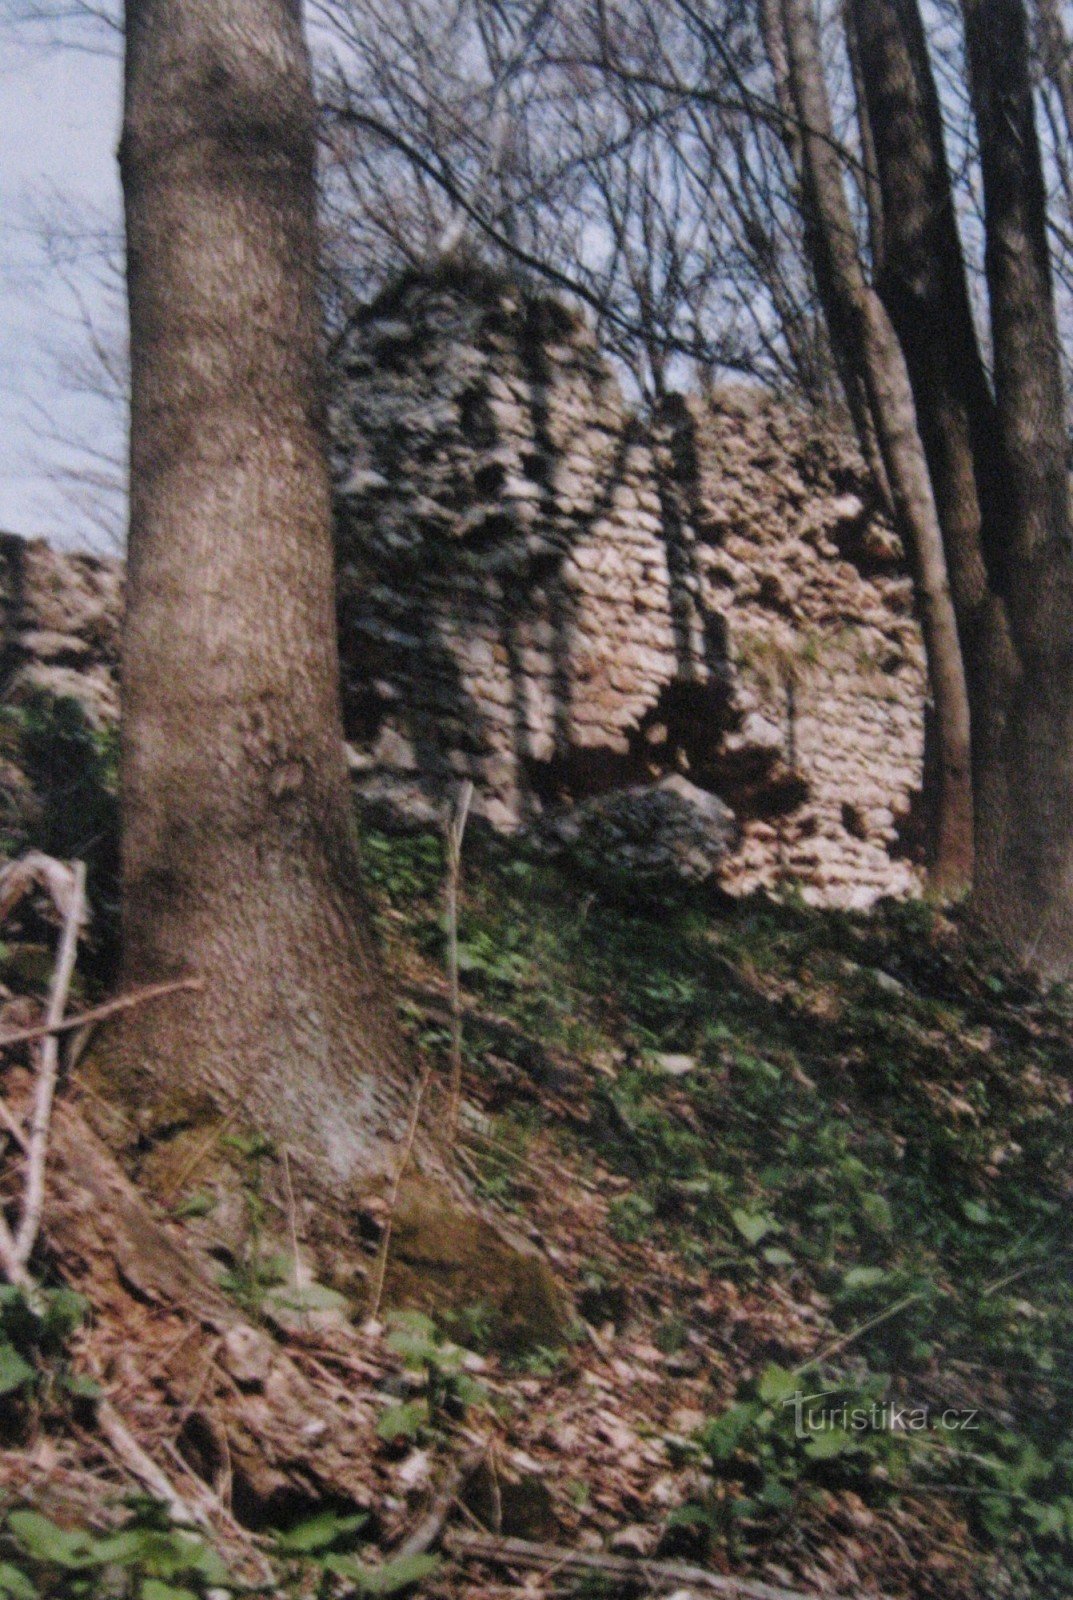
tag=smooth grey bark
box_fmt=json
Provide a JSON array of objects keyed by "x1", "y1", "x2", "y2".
[
  {"x1": 775, "y1": 0, "x2": 975, "y2": 894},
  {"x1": 115, "y1": 0, "x2": 420, "y2": 1194}
]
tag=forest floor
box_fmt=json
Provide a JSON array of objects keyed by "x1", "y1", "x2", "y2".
[{"x1": 1, "y1": 775, "x2": 1072, "y2": 1599}]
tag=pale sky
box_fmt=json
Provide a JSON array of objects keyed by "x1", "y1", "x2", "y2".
[{"x1": 0, "y1": 28, "x2": 123, "y2": 548}]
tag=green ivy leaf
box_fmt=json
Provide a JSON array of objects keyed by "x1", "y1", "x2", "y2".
[
  {"x1": 272, "y1": 1510, "x2": 368, "y2": 1554},
  {"x1": 7, "y1": 1510, "x2": 98, "y2": 1569},
  {"x1": 731, "y1": 1208, "x2": 778, "y2": 1246},
  {"x1": 860, "y1": 1193, "x2": 893, "y2": 1235},
  {"x1": 757, "y1": 1363, "x2": 799, "y2": 1405},
  {"x1": 376, "y1": 1400, "x2": 429, "y2": 1442},
  {"x1": 803, "y1": 1427, "x2": 866, "y2": 1460},
  {"x1": 0, "y1": 1342, "x2": 35, "y2": 1396},
  {"x1": 60, "y1": 1370, "x2": 103, "y2": 1400},
  {"x1": 842, "y1": 1266, "x2": 887, "y2": 1291},
  {"x1": 86, "y1": 1529, "x2": 149, "y2": 1565},
  {"x1": 266, "y1": 1282, "x2": 350, "y2": 1315},
  {"x1": 348, "y1": 1552, "x2": 441, "y2": 1594},
  {"x1": 665, "y1": 1504, "x2": 714, "y2": 1530},
  {"x1": 39, "y1": 1288, "x2": 88, "y2": 1345},
  {"x1": 758, "y1": 1477, "x2": 794, "y2": 1512},
  {"x1": 702, "y1": 1401, "x2": 761, "y2": 1462},
  {"x1": 0, "y1": 1562, "x2": 36, "y2": 1600},
  {"x1": 141, "y1": 1582, "x2": 199, "y2": 1600},
  {"x1": 452, "y1": 1373, "x2": 488, "y2": 1409}
]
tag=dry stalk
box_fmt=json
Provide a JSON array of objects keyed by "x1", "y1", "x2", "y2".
[
  {"x1": 444, "y1": 1529, "x2": 875, "y2": 1600},
  {"x1": 13, "y1": 860, "x2": 86, "y2": 1270},
  {"x1": 0, "y1": 976, "x2": 202, "y2": 1052},
  {"x1": 0, "y1": 855, "x2": 86, "y2": 1288},
  {"x1": 282, "y1": 1145, "x2": 301, "y2": 1292},
  {"x1": 366, "y1": 1059, "x2": 433, "y2": 1322},
  {"x1": 444, "y1": 779, "x2": 474, "y2": 1145},
  {"x1": 0, "y1": 1095, "x2": 27, "y2": 1152}
]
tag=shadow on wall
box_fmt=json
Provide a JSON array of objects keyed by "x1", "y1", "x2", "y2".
[{"x1": 330, "y1": 263, "x2": 743, "y2": 834}]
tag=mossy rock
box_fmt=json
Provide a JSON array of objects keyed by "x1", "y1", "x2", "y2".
[
  {"x1": 3, "y1": 942, "x2": 58, "y2": 989},
  {"x1": 383, "y1": 1177, "x2": 567, "y2": 1353},
  {"x1": 464, "y1": 1460, "x2": 557, "y2": 1539}
]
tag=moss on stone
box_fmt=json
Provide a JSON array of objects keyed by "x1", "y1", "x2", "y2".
[{"x1": 383, "y1": 1176, "x2": 567, "y2": 1352}]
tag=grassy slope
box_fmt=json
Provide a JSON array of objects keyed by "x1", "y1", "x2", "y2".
[
  {"x1": 2, "y1": 695, "x2": 1072, "y2": 1596},
  {"x1": 365, "y1": 825, "x2": 1073, "y2": 1598}
]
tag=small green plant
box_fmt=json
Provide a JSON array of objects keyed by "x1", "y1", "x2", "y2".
[
  {"x1": 0, "y1": 1284, "x2": 99, "y2": 1410},
  {"x1": 0, "y1": 691, "x2": 120, "y2": 977},
  {"x1": 672, "y1": 1363, "x2": 905, "y2": 1559},
  {"x1": 0, "y1": 1497, "x2": 232, "y2": 1598},
  {"x1": 607, "y1": 1190, "x2": 655, "y2": 1243},
  {"x1": 653, "y1": 1314, "x2": 688, "y2": 1355},
  {"x1": 512, "y1": 1343, "x2": 566, "y2": 1377},
  {"x1": 216, "y1": 1131, "x2": 286, "y2": 1316},
  {"x1": 376, "y1": 1312, "x2": 487, "y2": 1444},
  {"x1": 470, "y1": 1110, "x2": 535, "y2": 1211},
  {"x1": 444, "y1": 1300, "x2": 497, "y2": 1351},
  {"x1": 360, "y1": 831, "x2": 444, "y2": 906},
  {"x1": 271, "y1": 1508, "x2": 439, "y2": 1597}
]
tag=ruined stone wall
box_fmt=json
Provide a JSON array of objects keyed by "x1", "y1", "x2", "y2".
[
  {"x1": 0, "y1": 533, "x2": 122, "y2": 728},
  {"x1": 661, "y1": 391, "x2": 925, "y2": 906},
  {"x1": 0, "y1": 275, "x2": 928, "y2": 909},
  {"x1": 332, "y1": 274, "x2": 925, "y2": 907},
  {"x1": 330, "y1": 279, "x2": 731, "y2": 835}
]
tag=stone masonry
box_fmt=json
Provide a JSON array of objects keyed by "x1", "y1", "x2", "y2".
[
  {"x1": 0, "y1": 533, "x2": 121, "y2": 729},
  {"x1": 0, "y1": 270, "x2": 927, "y2": 908},
  {"x1": 331, "y1": 271, "x2": 925, "y2": 907}
]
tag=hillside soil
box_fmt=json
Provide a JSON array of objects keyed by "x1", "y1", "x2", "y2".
[{"x1": 0, "y1": 794, "x2": 1071, "y2": 1599}]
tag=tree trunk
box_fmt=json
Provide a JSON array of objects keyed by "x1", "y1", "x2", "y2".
[
  {"x1": 776, "y1": 0, "x2": 975, "y2": 895},
  {"x1": 114, "y1": 0, "x2": 422, "y2": 1195},
  {"x1": 842, "y1": 0, "x2": 885, "y2": 279},
  {"x1": 961, "y1": 0, "x2": 1073, "y2": 972},
  {"x1": 760, "y1": 0, "x2": 895, "y2": 523},
  {"x1": 1032, "y1": 0, "x2": 1073, "y2": 151},
  {"x1": 846, "y1": 0, "x2": 1018, "y2": 878}
]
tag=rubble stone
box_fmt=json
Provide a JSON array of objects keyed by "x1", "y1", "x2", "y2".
[{"x1": 0, "y1": 273, "x2": 927, "y2": 908}]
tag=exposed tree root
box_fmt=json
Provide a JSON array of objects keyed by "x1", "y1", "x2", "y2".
[{"x1": 44, "y1": 1101, "x2": 387, "y2": 1525}]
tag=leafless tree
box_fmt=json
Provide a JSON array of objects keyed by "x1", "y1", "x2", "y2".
[
  {"x1": 766, "y1": 0, "x2": 975, "y2": 893},
  {"x1": 20, "y1": 201, "x2": 128, "y2": 548},
  {"x1": 315, "y1": 0, "x2": 831, "y2": 399}
]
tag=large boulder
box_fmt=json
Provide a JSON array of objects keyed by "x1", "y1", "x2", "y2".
[{"x1": 537, "y1": 773, "x2": 738, "y2": 892}]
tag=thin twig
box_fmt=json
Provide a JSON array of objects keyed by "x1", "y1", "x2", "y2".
[
  {"x1": 13, "y1": 860, "x2": 86, "y2": 1270},
  {"x1": 366, "y1": 1061, "x2": 434, "y2": 1321},
  {"x1": 445, "y1": 779, "x2": 474, "y2": 1145},
  {"x1": 443, "y1": 1528, "x2": 882, "y2": 1600},
  {"x1": 801, "y1": 1292, "x2": 923, "y2": 1372},
  {"x1": 0, "y1": 1094, "x2": 28, "y2": 1152},
  {"x1": 394, "y1": 1444, "x2": 487, "y2": 1560},
  {"x1": 282, "y1": 1147, "x2": 301, "y2": 1293},
  {"x1": 0, "y1": 976, "x2": 202, "y2": 1052},
  {"x1": 96, "y1": 1395, "x2": 202, "y2": 1524}
]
